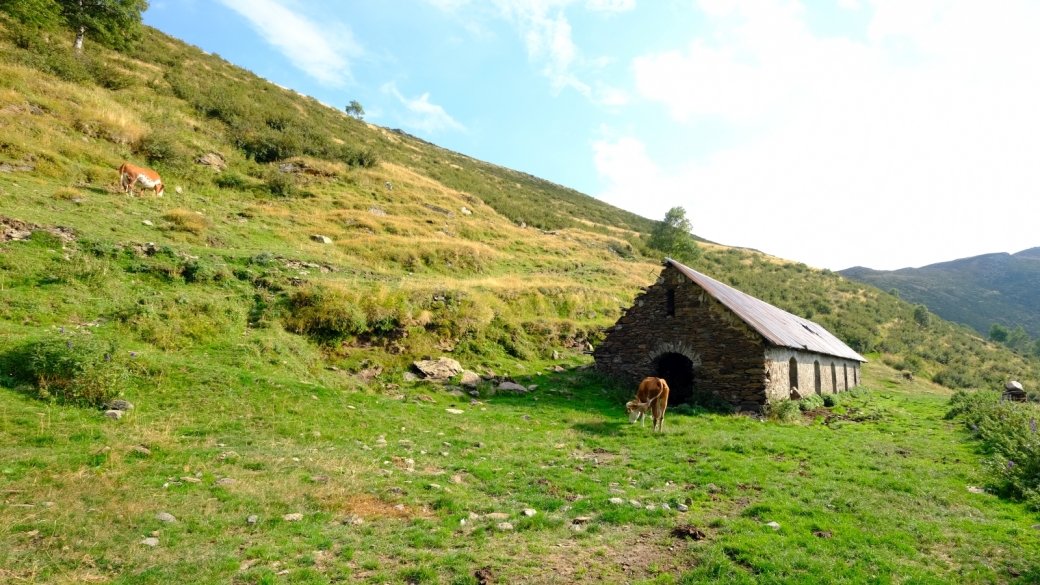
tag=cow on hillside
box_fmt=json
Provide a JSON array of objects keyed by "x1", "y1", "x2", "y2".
[
  {"x1": 119, "y1": 163, "x2": 165, "y2": 197},
  {"x1": 626, "y1": 376, "x2": 670, "y2": 432}
]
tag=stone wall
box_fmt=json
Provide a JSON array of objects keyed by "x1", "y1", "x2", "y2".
[
  {"x1": 764, "y1": 347, "x2": 863, "y2": 401},
  {"x1": 594, "y1": 264, "x2": 769, "y2": 411}
]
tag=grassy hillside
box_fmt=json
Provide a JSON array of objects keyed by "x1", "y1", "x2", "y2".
[
  {"x1": 1, "y1": 16, "x2": 1040, "y2": 584},
  {"x1": 842, "y1": 248, "x2": 1040, "y2": 340}
]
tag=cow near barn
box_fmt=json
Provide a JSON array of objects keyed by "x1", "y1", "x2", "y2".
[
  {"x1": 626, "y1": 376, "x2": 670, "y2": 432},
  {"x1": 119, "y1": 163, "x2": 165, "y2": 197}
]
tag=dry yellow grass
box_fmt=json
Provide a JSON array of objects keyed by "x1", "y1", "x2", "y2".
[{"x1": 163, "y1": 208, "x2": 210, "y2": 235}]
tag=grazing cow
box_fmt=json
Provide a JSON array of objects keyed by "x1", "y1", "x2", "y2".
[
  {"x1": 119, "y1": 163, "x2": 164, "y2": 197},
  {"x1": 626, "y1": 377, "x2": 670, "y2": 432}
]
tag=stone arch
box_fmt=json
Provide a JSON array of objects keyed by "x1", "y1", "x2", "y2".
[
  {"x1": 648, "y1": 341, "x2": 702, "y2": 368},
  {"x1": 814, "y1": 360, "x2": 822, "y2": 395}
]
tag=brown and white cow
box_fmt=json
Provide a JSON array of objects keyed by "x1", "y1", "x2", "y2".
[
  {"x1": 119, "y1": 163, "x2": 164, "y2": 197},
  {"x1": 626, "y1": 377, "x2": 670, "y2": 432}
]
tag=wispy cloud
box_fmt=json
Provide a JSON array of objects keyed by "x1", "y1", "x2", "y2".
[
  {"x1": 218, "y1": 0, "x2": 361, "y2": 86},
  {"x1": 424, "y1": 0, "x2": 635, "y2": 96},
  {"x1": 382, "y1": 82, "x2": 466, "y2": 133}
]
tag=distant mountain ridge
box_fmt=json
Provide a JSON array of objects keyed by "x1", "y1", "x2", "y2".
[{"x1": 841, "y1": 248, "x2": 1040, "y2": 338}]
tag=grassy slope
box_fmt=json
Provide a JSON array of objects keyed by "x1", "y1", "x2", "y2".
[{"x1": 0, "y1": 19, "x2": 1039, "y2": 585}]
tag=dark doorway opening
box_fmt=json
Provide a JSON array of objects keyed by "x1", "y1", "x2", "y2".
[
  {"x1": 788, "y1": 357, "x2": 798, "y2": 391},
  {"x1": 656, "y1": 353, "x2": 694, "y2": 406},
  {"x1": 814, "y1": 361, "x2": 822, "y2": 395}
]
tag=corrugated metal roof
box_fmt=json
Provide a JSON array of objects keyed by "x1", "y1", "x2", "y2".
[{"x1": 667, "y1": 259, "x2": 867, "y2": 362}]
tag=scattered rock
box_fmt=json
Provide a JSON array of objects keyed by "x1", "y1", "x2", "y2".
[
  {"x1": 677, "y1": 503, "x2": 689, "y2": 512},
  {"x1": 344, "y1": 514, "x2": 364, "y2": 525},
  {"x1": 460, "y1": 370, "x2": 481, "y2": 388},
  {"x1": 485, "y1": 512, "x2": 510, "y2": 520},
  {"x1": 521, "y1": 415, "x2": 531, "y2": 421},
  {"x1": 1004, "y1": 381, "x2": 1027, "y2": 402},
  {"x1": 195, "y1": 153, "x2": 227, "y2": 171},
  {"x1": 413, "y1": 357, "x2": 463, "y2": 381},
  {"x1": 460, "y1": 206, "x2": 472, "y2": 215},
  {"x1": 279, "y1": 163, "x2": 299, "y2": 173},
  {"x1": 609, "y1": 498, "x2": 624, "y2": 505},
  {"x1": 645, "y1": 504, "x2": 657, "y2": 511},
  {"x1": 131, "y1": 445, "x2": 151, "y2": 456},
  {"x1": 310, "y1": 235, "x2": 333, "y2": 244},
  {"x1": 283, "y1": 513, "x2": 304, "y2": 522},
  {"x1": 522, "y1": 508, "x2": 537, "y2": 517},
  {"x1": 553, "y1": 365, "x2": 566, "y2": 373},
  {"x1": 445, "y1": 408, "x2": 464, "y2": 414},
  {"x1": 661, "y1": 503, "x2": 671, "y2": 511},
  {"x1": 1006, "y1": 381, "x2": 1025, "y2": 391},
  {"x1": 384, "y1": 181, "x2": 393, "y2": 190},
  {"x1": 496, "y1": 522, "x2": 514, "y2": 531},
  {"x1": 447, "y1": 389, "x2": 466, "y2": 397},
  {"x1": 766, "y1": 521, "x2": 781, "y2": 530},
  {"x1": 552, "y1": 350, "x2": 560, "y2": 360},
  {"x1": 403, "y1": 372, "x2": 418, "y2": 382},
  {"x1": 142, "y1": 220, "x2": 153, "y2": 226},
  {"x1": 156, "y1": 512, "x2": 177, "y2": 523},
  {"x1": 450, "y1": 475, "x2": 463, "y2": 484},
  {"x1": 967, "y1": 486, "x2": 986, "y2": 494},
  {"x1": 106, "y1": 400, "x2": 134, "y2": 411},
  {"x1": 527, "y1": 385, "x2": 538, "y2": 391},
  {"x1": 141, "y1": 537, "x2": 159, "y2": 547},
  {"x1": 469, "y1": 391, "x2": 480, "y2": 397},
  {"x1": 814, "y1": 530, "x2": 833, "y2": 539},
  {"x1": 369, "y1": 206, "x2": 387, "y2": 217},
  {"x1": 424, "y1": 204, "x2": 457, "y2": 218},
  {"x1": 180, "y1": 477, "x2": 202, "y2": 484},
  {"x1": 311, "y1": 474, "x2": 330, "y2": 484},
  {"x1": 417, "y1": 394, "x2": 436, "y2": 403},
  {"x1": 214, "y1": 478, "x2": 237, "y2": 487},
  {"x1": 497, "y1": 382, "x2": 528, "y2": 393},
  {"x1": 629, "y1": 500, "x2": 643, "y2": 509},
  {"x1": 103, "y1": 410, "x2": 123, "y2": 420},
  {"x1": 247, "y1": 515, "x2": 259, "y2": 525},
  {"x1": 671, "y1": 525, "x2": 707, "y2": 540},
  {"x1": 1032, "y1": 524, "x2": 1040, "y2": 530},
  {"x1": 474, "y1": 442, "x2": 485, "y2": 448},
  {"x1": 0, "y1": 163, "x2": 35, "y2": 173},
  {"x1": 219, "y1": 451, "x2": 239, "y2": 460}
]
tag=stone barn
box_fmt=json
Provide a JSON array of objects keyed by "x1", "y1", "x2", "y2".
[{"x1": 594, "y1": 259, "x2": 866, "y2": 412}]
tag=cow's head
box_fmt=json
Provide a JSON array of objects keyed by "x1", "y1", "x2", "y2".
[
  {"x1": 625, "y1": 399, "x2": 652, "y2": 423},
  {"x1": 155, "y1": 181, "x2": 165, "y2": 197}
]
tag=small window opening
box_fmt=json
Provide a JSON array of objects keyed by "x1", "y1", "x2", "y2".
[{"x1": 666, "y1": 289, "x2": 676, "y2": 317}]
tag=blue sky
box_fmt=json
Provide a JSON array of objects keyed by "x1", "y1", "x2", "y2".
[{"x1": 144, "y1": 1, "x2": 1040, "y2": 271}]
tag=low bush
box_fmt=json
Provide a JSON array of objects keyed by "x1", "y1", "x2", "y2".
[
  {"x1": 766, "y1": 399, "x2": 801, "y2": 423},
  {"x1": 947, "y1": 389, "x2": 1040, "y2": 509},
  {"x1": 3, "y1": 333, "x2": 129, "y2": 406},
  {"x1": 265, "y1": 170, "x2": 297, "y2": 197},
  {"x1": 798, "y1": 394, "x2": 824, "y2": 411},
  {"x1": 284, "y1": 286, "x2": 367, "y2": 343},
  {"x1": 214, "y1": 171, "x2": 249, "y2": 190},
  {"x1": 823, "y1": 394, "x2": 841, "y2": 408}
]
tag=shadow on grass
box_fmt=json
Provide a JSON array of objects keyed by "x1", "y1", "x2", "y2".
[{"x1": 572, "y1": 421, "x2": 627, "y2": 436}]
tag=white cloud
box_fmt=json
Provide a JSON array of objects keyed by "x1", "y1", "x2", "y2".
[
  {"x1": 382, "y1": 83, "x2": 466, "y2": 133},
  {"x1": 837, "y1": 0, "x2": 861, "y2": 9},
  {"x1": 600, "y1": 0, "x2": 1040, "y2": 270},
  {"x1": 586, "y1": 0, "x2": 636, "y2": 12},
  {"x1": 219, "y1": 0, "x2": 361, "y2": 86}
]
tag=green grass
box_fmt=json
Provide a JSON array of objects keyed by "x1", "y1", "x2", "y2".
[{"x1": 2, "y1": 361, "x2": 1039, "y2": 584}]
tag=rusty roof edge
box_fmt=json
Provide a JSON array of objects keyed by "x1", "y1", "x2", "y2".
[{"x1": 665, "y1": 258, "x2": 867, "y2": 363}]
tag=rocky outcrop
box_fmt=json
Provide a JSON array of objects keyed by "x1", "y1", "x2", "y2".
[{"x1": 413, "y1": 357, "x2": 463, "y2": 381}]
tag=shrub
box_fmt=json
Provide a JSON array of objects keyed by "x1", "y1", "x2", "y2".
[
  {"x1": 214, "y1": 171, "x2": 249, "y2": 190},
  {"x1": 265, "y1": 170, "x2": 297, "y2": 197},
  {"x1": 766, "y1": 399, "x2": 801, "y2": 423},
  {"x1": 946, "y1": 389, "x2": 1040, "y2": 509},
  {"x1": 52, "y1": 187, "x2": 81, "y2": 201},
  {"x1": 136, "y1": 130, "x2": 185, "y2": 167},
  {"x1": 6, "y1": 333, "x2": 129, "y2": 406},
  {"x1": 798, "y1": 394, "x2": 824, "y2": 411},
  {"x1": 823, "y1": 394, "x2": 841, "y2": 408},
  {"x1": 670, "y1": 403, "x2": 694, "y2": 416},
  {"x1": 284, "y1": 286, "x2": 367, "y2": 343}
]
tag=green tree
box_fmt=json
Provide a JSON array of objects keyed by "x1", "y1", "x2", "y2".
[
  {"x1": 56, "y1": 0, "x2": 149, "y2": 53},
  {"x1": 345, "y1": 100, "x2": 365, "y2": 120},
  {"x1": 648, "y1": 206, "x2": 700, "y2": 263},
  {"x1": 1005, "y1": 325, "x2": 1031, "y2": 353},
  {"x1": 989, "y1": 323, "x2": 1009, "y2": 343},
  {"x1": 912, "y1": 304, "x2": 931, "y2": 327}
]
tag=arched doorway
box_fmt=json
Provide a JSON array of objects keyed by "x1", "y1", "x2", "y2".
[
  {"x1": 814, "y1": 361, "x2": 822, "y2": 395},
  {"x1": 656, "y1": 353, "x2": 695, "y2": 406}
]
